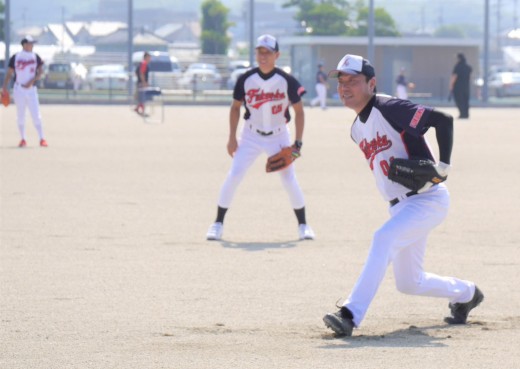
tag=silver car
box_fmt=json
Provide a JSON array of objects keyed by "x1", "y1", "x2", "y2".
[
  {"x1": 488, "y1": 72, "x2": 520, "y2": 97},
  {"x1": 86, "y1": 64, "x2": 129, "y2": 90},
  {"x1": 178, "y1": 63, "x2": 222, "y2": 91}
]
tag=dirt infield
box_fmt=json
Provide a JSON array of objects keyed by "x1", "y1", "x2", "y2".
[{"x1": 1, "y1": 104, "x2": 519, "y2": 368}]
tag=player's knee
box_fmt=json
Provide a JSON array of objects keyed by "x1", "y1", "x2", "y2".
[
  {"x1": 228, "y1": 165, "x2": 248, "y2": 179},
  {"x1": 395, "y1": 276, "x2": 422, "y2": 295}
]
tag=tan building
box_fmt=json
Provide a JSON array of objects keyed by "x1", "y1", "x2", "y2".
[{"x1": 281, "y1": 36, "x2": 480, "y2": 101}]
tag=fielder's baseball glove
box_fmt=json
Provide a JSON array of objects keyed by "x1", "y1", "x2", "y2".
[
  {"x1": 266, "y1": 145, "x2": 300, "y2": 173},
  {"x1": 388, "y1": 158, "x2": 449, "y2": 193},
  {"x1": 1, "y1": 91, "x2": 10, "y2": 107}
]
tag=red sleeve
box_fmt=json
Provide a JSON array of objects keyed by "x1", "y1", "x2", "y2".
[{"x1": 140, "y1": 61, "x2": 147, "y2": 74}]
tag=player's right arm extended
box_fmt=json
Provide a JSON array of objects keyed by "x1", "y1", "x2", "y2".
[{"x1": 227, "y1": 99, "x2": 242, "y2": 157}]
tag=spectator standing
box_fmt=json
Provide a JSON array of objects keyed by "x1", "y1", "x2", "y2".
[{"x1": 449, "y1": 53, "x2": 472, "y2": 119}]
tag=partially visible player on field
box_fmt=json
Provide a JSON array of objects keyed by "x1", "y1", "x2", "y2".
[
  {"x1": 2, "y1": 35, "x2": 48, "y2": 148},
  {"x1": 134, "y1": 52, "x2": 151, "y2": 115},
  {"x1": 206, "y1": 34, "x2": 315, "y2": 241},
  {"x1": 322, "y1": 54, "x2": 483, "y2": 337}
]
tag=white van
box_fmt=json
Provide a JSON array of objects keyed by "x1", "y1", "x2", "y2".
[{"x1": 132, "y1": 51, "x2": 182, "y2": 89}]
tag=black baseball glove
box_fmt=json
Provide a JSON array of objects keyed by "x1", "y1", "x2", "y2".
[{"x1": 388, "y1": 158, "x2": 450, "y2": 193}]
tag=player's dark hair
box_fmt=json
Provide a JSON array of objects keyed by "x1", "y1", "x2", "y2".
[{"x1": 364, "y1": 75, "x2": 377, "y2": 93}]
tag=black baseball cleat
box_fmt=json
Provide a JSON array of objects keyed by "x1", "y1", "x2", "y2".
[
  {"x1": 444, "y1": 286, "x2": 484, "y2": 324},
  {"x1": 323, "y1": 307, "x2": 355, "y2": 337}
]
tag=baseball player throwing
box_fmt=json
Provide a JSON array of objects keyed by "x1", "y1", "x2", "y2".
[
  {"x1": 2, "y1": 35, "x2": 48, "y2": 147},
  {"x1": 206, "y1": 34, "x2": 314, "y2": 241},
  {"x1": 322, "y1": 54, "x2": 483, "y2": 337}
]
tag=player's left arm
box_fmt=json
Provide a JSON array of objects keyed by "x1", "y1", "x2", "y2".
[
  {"x1": 292, "y1": 101, "x2": 304, "y2": 142},
  {"x1": 2, "y1": 68, "x2": 14, "y2": 92},
  {"x1": 286, "y1": 74, "x2": 306, "y2": 144},
  {"x1": 425, "y1": 109, "x2": 453, "y2": 165}
]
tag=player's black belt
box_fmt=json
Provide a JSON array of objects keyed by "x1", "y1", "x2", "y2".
[
  {"x1": 256, "y1": 129, "x2": 273, "y2": 136},
  {"x1": 389, "y1": 191, "x2": 417, "y2": 206}
]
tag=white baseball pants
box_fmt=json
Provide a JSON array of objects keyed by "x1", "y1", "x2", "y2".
[
  {"x1": 396, "y1": 84, "x2": 408, "y2": 100},
  {"x1": 217, "y1": 126, "x2": 305, "y2": 209},
  {"x1": 13, "y1": 84, "x2": 45, "y2": 140},
  {"x1": 344, "y1": 185, "x2": 475, "y2": 327},
  {"x1": 310, "y1": 83, "x2": 327, "y2": 109}
]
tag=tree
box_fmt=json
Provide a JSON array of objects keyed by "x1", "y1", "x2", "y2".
[
  {"x1": 284, "y1": 0, "x2": 350, "y2": 36},
  {"x1": 347, "y1": 6, "x2": 400, "y2": 37},
  {"x1": 283, "y1": 0, "x2": 399, "y2": 37},
  {"x1": 434, "y1": 25, "x2": 467, "y2": 38},
  {"x1": 300, "y1": 3, "x2": 349, "y2": 35},
  {"x1": 200, "y1": 0, "x2": 231, "y2": 55}
]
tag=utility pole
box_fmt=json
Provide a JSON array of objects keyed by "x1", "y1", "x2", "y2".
[
  {"x1": 127, "y1": 0, "x2": 133, "y2": 100},
  {"x1": 483, "y1": 0, "x2": 490, "y2": 103},
  {"x1": 367, "y1": 0, "x2": 374, "y2": 62},
  {"x1": 249, "y1": 0, "x2": 254, "y2": 67},
  {"x1": 4, "y1": 0, "x2": 10, "y2": 69},
  {"x1": 61, "y1": 6, "x2": 65, "y2": 54}
]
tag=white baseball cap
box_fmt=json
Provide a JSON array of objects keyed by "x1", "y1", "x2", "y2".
[
  {"x1": 328, "y1": 54, "x2": 375, "y2": 78},
  {"x1": 21, "y1": 35, "x2": 38, "y2": 45},
  {"x1": 255, "y1": 34, "x2": 279, "y2": 52}
]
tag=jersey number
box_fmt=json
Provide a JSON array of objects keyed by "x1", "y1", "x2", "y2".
[
  {"x1": 379, "y1": 157, "x2": 394, "y2": 176},
  {"x1": 272, "y1": 104, "x2": 282, "y2": 114}
]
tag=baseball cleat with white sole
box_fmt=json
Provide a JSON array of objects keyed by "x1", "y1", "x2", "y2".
[
  {"x1": 206, "y1": 222, "x2": 223, "y2": 241},
  {"x1": 298, "y1": 224, "x2": 315, "y2": 240}
]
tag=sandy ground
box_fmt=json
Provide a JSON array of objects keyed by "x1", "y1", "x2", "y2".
[{"x1": 1, "y1": 103, "x2": 519, "y2": 369}]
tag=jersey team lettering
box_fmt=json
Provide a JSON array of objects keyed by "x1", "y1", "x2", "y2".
[
  {"x1": 359, "y1": 132, "x2": 392, "y2": 170},
  {"x1": 409, "y1": 106, "x2": 426, "y2": 128},
  {"x1": 16, "y1": 59, "x2": 36, "y2": 71},
  {"x1": 246, "y1": 88, "x2": 286, "y2": 109}
]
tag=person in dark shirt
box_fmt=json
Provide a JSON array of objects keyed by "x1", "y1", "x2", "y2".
[{"x1": 449, "y1": 53, "x2": 472, "y2": 119}]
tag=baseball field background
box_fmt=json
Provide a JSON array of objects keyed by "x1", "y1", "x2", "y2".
[{"x1": 1, "y1": 105, "x2": 519, "y2": 368}]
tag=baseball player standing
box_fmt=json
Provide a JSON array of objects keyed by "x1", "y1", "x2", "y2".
[
  {"x1": 310, "y1": 63, "x2": 328, "y2": 109},
  {"x1": 322, "y1": 54, "x2": 483, "y2": 337},
  {"x1": 206, "y1": 34, "x2": 315, "y2": 241},
  {"x1": 2, "y1": 35, "x2": 48, "y2": 148}
]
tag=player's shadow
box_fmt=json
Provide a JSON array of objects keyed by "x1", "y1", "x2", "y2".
[
  {"x1": 319, "y1": 324, "x2": 454, "y2": 348},
  {"x1": 219, "y1": 240, "x2": 299, "y2": 251}
]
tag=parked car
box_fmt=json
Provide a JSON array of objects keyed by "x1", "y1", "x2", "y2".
[
  {"x1": 43, "y1": 62, "x2": 73, "y2": 89},
  {"x1": 43, "y1": 62, "x2": 86, "y2": 89},
  {"x1": 227, "y1": 67, "x2": 251, "y2": 89},
  {"x1": 86, "y1": 64, "x2": 129, "y2": 90},
  {"x1": 178, "y1": 63, "x2": 222, "y2": 91},
  {"x1": 132, "y1": 51, "x2": 182, "y2": 89},
  {"x1": 228, "y1": 59, "x2": 250, "y2": 72},
  {"x1": 488, "y1": 72, "x2": 520, "y2": 97}
]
